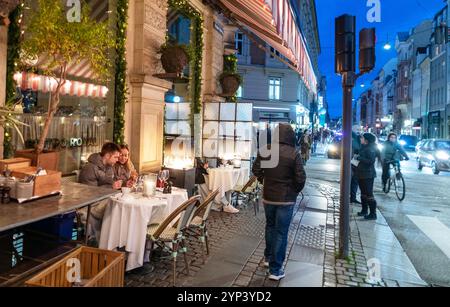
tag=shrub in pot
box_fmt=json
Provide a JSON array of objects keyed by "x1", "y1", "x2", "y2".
[
  {"x1": 219, "y1": 72, "x2": 242, "y2": 97},
  {"x1": 159, "y1": 39, "x2": 192, "y2": 75}
]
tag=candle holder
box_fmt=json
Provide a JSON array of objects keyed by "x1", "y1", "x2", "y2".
[{"x1": 143, "y1": 174, "x2": 157, "y2": 197}]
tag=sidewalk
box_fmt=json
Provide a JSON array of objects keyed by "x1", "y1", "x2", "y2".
[{"x1": 125, "y1": 181, "x2": 428, "y2": 287}]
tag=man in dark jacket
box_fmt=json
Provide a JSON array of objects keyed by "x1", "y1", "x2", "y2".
[
  {"x1": 252, "y1": 123, "x2": 307, "y2": 281},
  {"x1": 78, "y1": 142, "x2": 122, "y2": 243},
  {"x1": 79, "y1": 143, "x2": 122, "y2": 189},
  {"x1": 381, "y1": 133, "x2": 409, "y2": 190}
]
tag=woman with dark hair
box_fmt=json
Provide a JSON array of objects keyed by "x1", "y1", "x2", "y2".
[
  {"x1": 355, "y1": 133, "x2": 378, "y2": 220},
  {"x1": 114, "y1": 144, "x2": 138, "y2": 188}
]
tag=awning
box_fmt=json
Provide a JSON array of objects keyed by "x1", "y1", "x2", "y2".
[
  {"x1": 217, "y1": 0, "x2": 317, "y2": 94},
  {"x1": 14, "y1": 72, "x2": 109, "y2": 98}
]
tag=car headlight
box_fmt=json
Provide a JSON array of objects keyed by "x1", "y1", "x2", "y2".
[
  {"x1": 399, "y1": 140, "x2": 407, "y2": 146},
  {"x1": 436, "y1": 151, "x2": 450, "y2": 160}
]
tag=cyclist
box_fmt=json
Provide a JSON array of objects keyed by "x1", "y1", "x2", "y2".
[{"x1": 381, "y1": 133, "x2": 409, "y2": 191}]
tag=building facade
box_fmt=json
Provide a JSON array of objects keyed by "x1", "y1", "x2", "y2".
[{"x1": 236, "y1": 0, "x2": 321, "y2": 130}]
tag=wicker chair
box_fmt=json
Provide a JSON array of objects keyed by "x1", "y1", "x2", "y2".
[
  {"x1": 185, "y1": 189, "x2": 219, "y2": 262},
  {"x1": 231, "y1": 176, "x2": 260, "y2": 215},
  {"x1": 145, "y1": 195, "x2": 201, "y2": 287}
]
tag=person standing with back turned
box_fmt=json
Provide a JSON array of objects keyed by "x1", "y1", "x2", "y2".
[{"x1": 252, "y1": 123, "x2": 307, "y2": 281}]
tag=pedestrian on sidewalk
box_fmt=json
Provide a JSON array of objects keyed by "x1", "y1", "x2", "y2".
[
  {"x1": 351, "y1": 127, "x2": 361, "y2": 204},
  {"x1": 313, "y1": 132, "x2": 320, "y2": 154},
  {"x1": 300, "y1": 130, "x2": 311, "y2": 164},
  {"x1": 252, "y1": 123, "x2": 307, "y2": 281},
  {"x1": 354, "y1": 133, "x2": 378, "y2": 220}
]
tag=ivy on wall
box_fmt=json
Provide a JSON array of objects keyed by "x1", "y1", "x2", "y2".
[
  {"x1": 4, "y1": 3, "x2": 23, "y2": 158},
  {"x1": 168, "y1": 0, "x2": 204, "y2": 120},
  {"x1": 113, "y1": 0, "x2": 129, "y2": 145}
]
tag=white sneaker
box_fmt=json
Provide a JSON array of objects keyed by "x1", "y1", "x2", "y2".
[
  {"x1": 268, "y1": 272, "x2": 286, "y2": 281},
  {"x1": 223, "y1": 204, "x2": 239, "y2": 214}
]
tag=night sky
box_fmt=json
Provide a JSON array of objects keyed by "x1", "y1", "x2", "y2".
[{"x1": 316, "y1": 0, "x2": 447, "y2": 118}]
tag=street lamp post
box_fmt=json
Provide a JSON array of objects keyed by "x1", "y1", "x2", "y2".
[{"x1": 335, "y1": 15, "x2": 376, "y2": 259}]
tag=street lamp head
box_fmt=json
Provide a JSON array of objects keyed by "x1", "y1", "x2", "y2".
[{"x1": 383, "y1": 42, "x2": 392, "y2": 50}]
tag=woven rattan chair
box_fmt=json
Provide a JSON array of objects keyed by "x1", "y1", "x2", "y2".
[
  {"x1": 145, "y1": 195, "x2": 201, "y2": 287},
  {"x1": 231, "y1": 176, "x2": 260, "y2": 215},
  {"x1": 185, "y1": 189, "x2": 219, "y2": 262}
]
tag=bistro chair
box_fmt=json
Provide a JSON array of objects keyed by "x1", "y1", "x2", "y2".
[
  {"x1": 145, "y1": 195, "x2": 201, "y2": 287},
  {"x1": 185, "y1": 189, "x2": 219, "y2": 262},
  {"x1": 231, "y1": 176, "x2": 260, "y2": 215}
]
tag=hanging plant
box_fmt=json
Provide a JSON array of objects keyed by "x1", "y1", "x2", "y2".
[
  {"x1": 168, "y1": 0, "x2": 204, "y2": 120},
  {"x1": 220, "y1": 54, "x2": 241, "y2": 101},
  {"x1": 158, "y1": 36, "x2": 192, "y2": 75}
]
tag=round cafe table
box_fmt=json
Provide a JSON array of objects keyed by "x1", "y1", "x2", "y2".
[
  {"x1": 99, "y1": 188, "x2": 188, "y2": 272},
  {"x1": 208, "y1": 166, "x2": 249, "y2": 203}
]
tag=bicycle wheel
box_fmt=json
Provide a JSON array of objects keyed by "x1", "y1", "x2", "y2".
[{"x1": 394, "y1": 173, "x2": 406, "y2": 201}]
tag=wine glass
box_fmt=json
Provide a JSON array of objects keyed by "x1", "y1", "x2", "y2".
[{"x1": 161, "y1": 170, "x2": 170, "y2": 184}]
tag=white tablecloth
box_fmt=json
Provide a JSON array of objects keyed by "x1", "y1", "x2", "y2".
[
  {"x1": 99, "y1": 188, "x2": 188, "y2": 271},
  {"x1": 208, "y1": 167, "x2": 249, "y2": 202}
]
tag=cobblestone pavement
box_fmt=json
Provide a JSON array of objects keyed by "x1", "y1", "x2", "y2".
[
  {"x1": 125, "y1": 182, "x2": 418, "y2": 287},
  {"x1": 125, "y1": 202, "x2": 267, "y2": 287}
]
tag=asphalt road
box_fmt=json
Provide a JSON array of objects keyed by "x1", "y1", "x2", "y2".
[{"x1": 305, "y1": 150, "x2": 450, "y2": 287}]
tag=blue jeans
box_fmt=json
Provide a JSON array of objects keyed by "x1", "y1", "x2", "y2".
[{"x1": 264, "y1": 204, "x2": 295, "y2": 275}]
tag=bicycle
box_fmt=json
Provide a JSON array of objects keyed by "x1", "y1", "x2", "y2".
[{"x1": 383, "y1": 159, "x2": 406, "y2": 201}]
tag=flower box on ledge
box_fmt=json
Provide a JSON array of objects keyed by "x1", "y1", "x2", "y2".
[{"x1": 11, "y1": 166, "x2": 62, "y2": 202}]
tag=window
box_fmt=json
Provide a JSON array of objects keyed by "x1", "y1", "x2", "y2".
[
  {"x1": 404, "y1": 86, "x2": 408, "y2": 99},
  {"x1": 270, "y1": 47, "x2": 280, "y2": 59},
  {"x1": 236, "y1": 85, "x2": 243, "y2": 98},
  {"x1": 269, "y1": 78, "x2": 282, "y2": 100},
  {"x1": 235, "y1": 32, "x2": 244, "y2": 55}
]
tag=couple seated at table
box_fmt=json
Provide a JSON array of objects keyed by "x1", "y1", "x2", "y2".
[
  {"x1": 78, "y1": 142, "x2": 138, "y2": 243},
  {"x1": 195, "y1": 158, "x2": 239, "y2": 214}
]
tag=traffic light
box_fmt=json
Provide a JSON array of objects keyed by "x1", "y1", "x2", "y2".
[
  {"x1": 335, "y1": 14, "x2": 356, "y2": 74},
  {"x1": 359, "y1": 28, "x2": 376, "y2": 74}
]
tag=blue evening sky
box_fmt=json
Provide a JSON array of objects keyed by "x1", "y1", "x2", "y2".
[{"x1": 316, "y1": 0, "x2": 447, "y2": 118}]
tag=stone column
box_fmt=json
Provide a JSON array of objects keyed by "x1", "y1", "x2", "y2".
[
  {"x1": 125, "y1": 0, "x2": 172, "y2": 172},
  {"x1": 0, "y1": 26, "x2": 7, "y2": 159}
]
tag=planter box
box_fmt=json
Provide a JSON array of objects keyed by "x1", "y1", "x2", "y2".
[
  {"x1": 25, "y1": 246, "x2": 125, "y2": 287},
  {"x1": 12, "y1": 166, "x2": 62, "y2": 200},
  {"x1": 15, "y1": 150, "x2": 59, "y2": 171},
  {"x1": 0, "y1": 157, "x2": 31, "y2": 172}
]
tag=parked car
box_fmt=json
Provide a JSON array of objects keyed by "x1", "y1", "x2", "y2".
[
  {"x1": 416, "y1": 139, "x2": 450, "y2": 175},
  {"x1": 399, "y1": 135, "x2": 418, "y2": 151},
  {"x1": 327, "y1": 135, "x2": 342, "y2": 159}
]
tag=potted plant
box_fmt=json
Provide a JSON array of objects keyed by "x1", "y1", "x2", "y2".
[
  {"x1": 14, "y1": 0, "x2": 114, "y2": 170},
  {"x1": 158, "y1": 36, "x2": 192, "y2": 75},
  {"x1": 0, "y1": 98, "x2": 28, "y2": 144},
  {"x1": 219, "y1": 72, "x2": 242, "y2": 97},
  {"x1": 219, "y1": 54, "x2": 242, "y2": 98}
]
